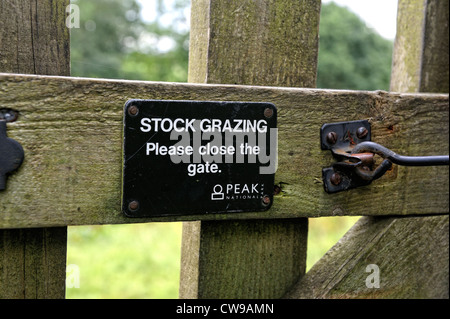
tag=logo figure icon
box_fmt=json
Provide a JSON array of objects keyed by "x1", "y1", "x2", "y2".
[{"x1": 211, "y1": 184, "x2": 224, "y2": 200}]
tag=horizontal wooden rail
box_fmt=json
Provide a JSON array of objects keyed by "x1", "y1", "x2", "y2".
[{"x1": 0, "y1": 73, "x2": 448, "y2": 229}]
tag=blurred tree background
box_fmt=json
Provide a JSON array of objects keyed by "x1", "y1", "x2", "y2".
[
  {"x1": 70, "y1": 0, "x2": 189, "y2": 81},
  {"x1": 317, "y1": 2, "x2": 393, "y2": 90},
  {"x1": 67, "y1": 0, "x2": 394, "y2": 298}
]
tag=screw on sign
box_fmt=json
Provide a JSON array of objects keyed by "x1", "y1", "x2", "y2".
[
  {"x1": 128, "y1": 200, "x2": 140, "y2": 212},
  {"x1": 264, "y1": 107, "x2": 274, "y2": 119},
  {"x1": 261, "y1": 194, "x2": 271, "y2": 206},
  {"x1": 0, "y1": 121, "x2": 25, "y2": 190},
  {"x1": 128, "y1": 105, "x2": 139, "y2": 116}
]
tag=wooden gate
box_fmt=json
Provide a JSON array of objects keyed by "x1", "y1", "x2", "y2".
[{"x1": 0, "y1": 0, "x2": 448, "y2": 299}]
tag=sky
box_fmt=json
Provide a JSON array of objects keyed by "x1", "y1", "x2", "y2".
[
  {"x1": 322, "y1": 0, "x2": 398, "y2": 39},
  {"x1": 137, "y1": 0, "x2": 398, "y2": 40}
]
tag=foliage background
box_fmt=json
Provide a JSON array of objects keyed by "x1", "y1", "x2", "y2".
[{"x1": 67, "y1": 0, "x2": 393, "y2": 298}]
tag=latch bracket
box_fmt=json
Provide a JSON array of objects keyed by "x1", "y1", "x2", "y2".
[{"x1": 320, "y1": 120, "x2": 391, "y2": 193}]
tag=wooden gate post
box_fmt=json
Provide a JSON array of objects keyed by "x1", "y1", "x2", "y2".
[
  {"x1": 390, "y1": 0, "x2": 449, "y2": 93},
  {"x1": 179, "y1": 0, "x2": 321, "y2": 298},
  {"x1": 285, "y1": 0, "x2": 449, "y2": 299},
  {"x1": 0, "y1": 0, "x2": 70, "y2": 298}
]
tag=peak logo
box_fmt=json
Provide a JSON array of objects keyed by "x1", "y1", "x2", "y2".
[{"x1": 211, "y1": 183, "x2": 263, "y2": 201}]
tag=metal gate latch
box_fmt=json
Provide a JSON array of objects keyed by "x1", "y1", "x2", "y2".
[
  {"x1": 0, "y1": 112, "x2": 24, "y2": 191},
  {"x1": 320, "y1": 120, "x2": 449, "y2": 193}
]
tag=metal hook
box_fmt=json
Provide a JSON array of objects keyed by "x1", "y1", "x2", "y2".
[
  {"x1": 352, "y1": 141, "x2": 449, "y2": 167},
  {"x1": 321, "y1": 120, "x2": 449, "y2": 194},
  {"x1": 354, "y1": 159, "x2": 393, "y2": 181}
]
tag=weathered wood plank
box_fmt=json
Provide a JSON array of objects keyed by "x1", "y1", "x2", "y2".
[
  {"x1": 180, "y1": 220, "x2": 308, "y2": 299},
  {"x1": 188, "y1": 0, "x2": 320, "y2": 87},
  {"x1": 0, "y1": 0, "x2": 70, "y2": 76},
  {"x1": 0, "y1": 74, "x2": 448, "y2": 229},
  {"x1": 0, "y1": 227, "x2": 67, "y2": 298},
  {"x1": 390, "y1": 0, "x2": 449, "y2": 93},
  {"x1": 284, "y1": 215, "x2": 449, "y2": 299},
  {"x1": 0, "y1": 0, "x2": 69, "y2": 299},
  {"x1": 192, "y1": 219, "x2": 307, "y2": 298},
  {"x1": 180, "y1": 0, "x2": 318, "y2": 299}
]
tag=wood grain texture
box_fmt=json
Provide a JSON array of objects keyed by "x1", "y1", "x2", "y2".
[
  {"x1": 284, "y1": 215, "x2": 449, "y2": 299},
  {"x1": 0, "y1": 227, "x2": 67, "y2": 298},
  {"x1": 189, "y1": 0, "x2": 320, "y2": 87},
  {"x1": 180, "y1": 219, "x2": 308, "y2": 299},
  {"x1": 419, "y1": 0, "x2": 449, "y2": 93},
  {"x1": 197, "y1": 219, "x2": 307, "y2": 298},
  {"x1": 390, "y1": 0, "x2": 449, "y2": 93},
  {"x1": 180, "y1": 0, "x2": 318, "y2": 299},
  {"x1": 0, "y1": 0, "x2": 70, "y2": 76},
  {"x1": 0, "y1": 0, "x2": 69, "y2": 299},
  {"x1": 0, "y1": 74, "x2": 448, "y2": 229},
  {"x1": 179, "y1": 221, "x2": 201, "y2": 298}
]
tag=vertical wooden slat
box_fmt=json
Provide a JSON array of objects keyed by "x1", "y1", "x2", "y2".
[
  {"x1": 390, "y1": 0, "x2": 449, "y2": 93},
  {"x1": 387, "y1": 0, "x2": 449, "y2": 295},
  {"x1": 180, "y1": 0, "x2": 321, "y2": 299},
  {"x1": 0, "y1": 0, "x2": 70, "y2": 299},
  {"x1": 188, "y1": 0, "x2": 320, "y2": 88}
]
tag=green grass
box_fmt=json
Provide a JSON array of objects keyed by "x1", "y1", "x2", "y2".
[
  {"x1": 306, "y1": 216, "x2": 360, "y2": 271},
  {"x1": 66, "y1": 222, "x2": 183, "y2": 299},
  {"x1": 66, "y1": 217, "x2": 359, "y2": 298}
]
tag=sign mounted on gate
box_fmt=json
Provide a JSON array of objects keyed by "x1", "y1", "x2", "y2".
[{"x1": 122, "y1": 100, "x2": 278, "y2": 218}]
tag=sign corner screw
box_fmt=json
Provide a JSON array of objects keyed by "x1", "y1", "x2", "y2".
[
  {"x1": 128, "y1": 200, "x2": 140, "y2": 211},
  {"x1": 262, "y1": 195, "x2": 271, "y2": 206},
  {"x1": 128, "y1": 105, "x2": 139, "y2": 116},
  {"x1": 264, "y1": 107, "x2": 274, "y2": 119}
]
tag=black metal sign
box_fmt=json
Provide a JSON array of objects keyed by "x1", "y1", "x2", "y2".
[{"x1": 122, "y1": 100, "x2": 277, "y2": 217}]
